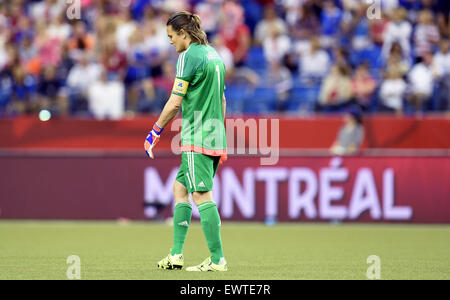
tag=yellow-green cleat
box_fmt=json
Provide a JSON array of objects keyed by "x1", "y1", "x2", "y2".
[
  {"x1": 157, "y1": 251, "x2": 184, "y2": 270},
  {"x1": 186, "y1": 257, "x2": 228, "y2": 272}
]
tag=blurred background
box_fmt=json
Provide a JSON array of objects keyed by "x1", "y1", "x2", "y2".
[
  {"x1": 0, "y1": 0, "x2": 449, "y2": 117},
  {"x1": 0, "y1": 0, "x2": 448, "y2": 223}
]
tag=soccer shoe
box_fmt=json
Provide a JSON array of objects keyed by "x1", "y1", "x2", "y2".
[
  {"x1": 157, "y1": 252, "x2": 184, "y2": 270},
  {"x1": 186, "y1": 257, "x2": 228, "y2": 272}
]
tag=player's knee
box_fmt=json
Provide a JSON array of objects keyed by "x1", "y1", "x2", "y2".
[{"x1": 192, "y1": 191, "x2": 212, "y2": 206}]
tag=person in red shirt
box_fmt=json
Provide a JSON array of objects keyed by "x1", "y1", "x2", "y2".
[{"x1": 218, "y1": 1, "x2": 251, "y2": 66}]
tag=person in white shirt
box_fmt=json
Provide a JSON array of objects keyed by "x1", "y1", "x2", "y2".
[
  {"x1": 254, "y1": 6, "x2": 288, "y2": 46},
  {"x1": 263, "y1": 23, "x2": 291, "y2": 64},
  {"x1": 88, "y1": 69, "x2": 125, "y2": 120},
  {"x1": 382, "y1": 7, "x2": 412, "y2": 60},
  {"x1": 299, "y1": 37, "x2": 331, "y2": 81},
  {"x1": 66, "y1": 53, "x2": 102, "y2": 113},
  {"x1": 379, "y1": 67, "x2": 407, "y2": 113},
  {"x1": 116, "y1": 9, "x2": 138, "y2": 53},
  {"x1": 407, "y1": 52, "x2": 436, "y2": 111},
  {"x1": 433, "y1": 39, "x2": 450, "y2": 77},
  {"x1": 212, "y1": 36, "x2": 234, "y2": 77}
]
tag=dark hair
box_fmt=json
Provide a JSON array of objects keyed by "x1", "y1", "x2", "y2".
[{"x1": 166, "y1": 11, "x2": 208, "y2": 45}]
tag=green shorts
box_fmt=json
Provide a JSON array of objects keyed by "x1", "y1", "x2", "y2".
[{"x1": 176, "y1": 151, "x2": 220, "y2": 193}]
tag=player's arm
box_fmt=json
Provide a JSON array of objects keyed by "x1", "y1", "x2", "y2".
[
  {"x1": 156, "y1": 94, "x2": 183, "y2": 129},
  {"x1": 144, "y1": 77, "x2": 188, "y2": 159}
]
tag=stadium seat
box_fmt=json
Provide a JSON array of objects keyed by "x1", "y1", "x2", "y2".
[
  {"x1": 225, "y1": 84, "x2": 248, "y2": 114},
  {"x1": 243, "y1": 87, "x2": 277, "y2": 114},
  {"x1": 245, "y1": 47, "x2": 267, "y2": 73},
  {"x1": 285, "y1": 84, "x2": 321, "y2": 113}
]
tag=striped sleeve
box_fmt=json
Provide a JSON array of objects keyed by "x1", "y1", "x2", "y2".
[{"x1": 175, "y1": 48, "x2": 198, "y2": 82}]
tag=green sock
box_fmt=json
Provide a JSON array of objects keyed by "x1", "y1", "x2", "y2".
[
  {"x1": 171, "y1": 202, "x2": 192, "y2": 255},
  {"x1": 198, "y1": 201, "x2": 224, "y2": 264}
]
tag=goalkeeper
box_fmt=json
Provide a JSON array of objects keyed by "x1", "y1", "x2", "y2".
[{"x1": 144, "y1": 11, "x2": 227, "y2": 272}]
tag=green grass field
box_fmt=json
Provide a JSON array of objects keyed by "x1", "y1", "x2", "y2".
[{"x1": 0, "y1": 221, "x2": 449, "y2": 280}]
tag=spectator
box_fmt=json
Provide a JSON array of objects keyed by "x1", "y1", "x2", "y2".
[
  {"x1": 136, "y1": 78, "x2": 168, "y2": 114},
  {"x1": 381, "y1": 0, "x2": 400, "y2": 14},
  {"x1": 379, "y1": 66, "x2": 407, "y2": 113},
  {"x1": 67, "y1": 21, "x2": 96, "y2": 60},
  {"x1": 433, "y1": 39, "x2": 450, "y2": 109},
  {"x1": 317, "y1": 64, "x2": 354, "y2": 112},
  {"x1": 433, "y1": 39, "x2": 450, "y2": 77},
  {"x1": 254, "y1": 6, "x2": 288, "y2": 46},
  {"x1": 382, "y1": 7, "x2": 412, "y2": 60},
  {"x1": 7, "y1": 65, "x2": 36, "y2": 115},
  {"x1": 414, "y1": 10, "x2": 440, "y2": 59},
  {"x1": 46, "y1": 13, "x2": 72, "y2": 42},
  {"x1": 153, "y1": 61, "x2": 175, "y2": 96},
  {"x1": 212, "y1": 35, "x2": 234, "y2": 79},
  {"x1": 383, "y1": 41, "x2": 411, "y2": 78},
  {"x1": 407, "y1": 52, "x2": 436, "y2": 112},
  {"x1": 34, "y1": 20, "x2": 62, "y2": 69},
  {"x1": 37, "y1": 66, "x2": 68, "y2": 116},
  {"x1": 219, "y1": 1, "x2": 251, "y2": 66},
  {"x1": 320, "y1": 0, "x2": 343, "y2": 49},
  {"x1": 0, "y1": 62, "x2": 13, "y2": 112},
  {"x1": 290, "y1": 3, "x2": 321, "y2": 55},
  {"x1": 333, "y1": 47, "x2": 351, "y2": 69},
  {"x1": 330, "y1": 106, "x2": 364, "y2": 156},
  {"x1": 341, "y1": 2, "x2": 372, "y2": 51},
  {"x1": 140, "y1": 17, "x2": 171, "y2": 76},
  {"x1": 194, "y1": 0, "x2": 223, "y2": 39},
  {"x1": 88, "y1": 69, "x2": 125, "y2": 120},
  {"x1": 351, "y1": 62, "x2": 377, "y2": 111},
  {"x1": 262, "y1": 23, "x2": 291, "y2": 64},
  {"x1": 299, "y1": 37, "x2": 331, "y2": 83},
  {"x1": 115, "y1": 9, "x2": 138, "y2": 53},
  {"x1": 29, "y1": 0, "x2": 65, "y2": 22},
  {"x1": 266, "y1": 60, "x2": 293, "y2": 112},
  {"x1": 369, "y1": 10, "x2": 389, "y2": 46},
  {"x1": 99, "y1": 38, "x2": 127, "y2": 81},
  {"x1": 66, "y1": 53, "x2": 102, "y2": 114}
]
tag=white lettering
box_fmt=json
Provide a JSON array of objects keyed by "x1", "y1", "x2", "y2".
[
  {"x1": 222, "y1": 168, "x2": 255, "y2": 218},
  {"x1": 383, "y1": 169, "x2": 412, "y2": 220},
  {"x1": 256, "y1": 168, "x2": 288, "y2": 218},
  {"x1": 349, "y1": 168, "x2": 382, "y2": 219},
  {"x1": 288, "y1": 168, "x2": 318, "y2": 219},
  {"x1": 319, "y1": 158, "x2": 348, "y2": 219}
]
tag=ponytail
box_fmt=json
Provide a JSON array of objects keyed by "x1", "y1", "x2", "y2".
[{"x1": 167, "y1": 11, "x2": 208, "y2": 45}]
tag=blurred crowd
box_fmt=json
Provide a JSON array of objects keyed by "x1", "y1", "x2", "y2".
[{"x1": 0, "y1": 0, "x2": 449, "y2": 119}]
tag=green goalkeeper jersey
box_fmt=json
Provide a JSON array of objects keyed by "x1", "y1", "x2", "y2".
[{"x1": 171, "y1": 42, "x2": 227, "y2": 156}]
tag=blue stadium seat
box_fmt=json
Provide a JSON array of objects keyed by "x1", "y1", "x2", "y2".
[
  {"x1": 285, "y1": 85, "x2": 321, "y2": 113},
  {"x1": 245, "y1": 47, "x2": 267, "y2": 73},
  {"x1": 225, "y1": 84, "x2": 248, "y2": 114},
  {"x1": 243, "y1": 87, "x2": 277, "y2": 114},
  {"x1": 350, "y1": 45, "x2": 383, "y2": 70}
]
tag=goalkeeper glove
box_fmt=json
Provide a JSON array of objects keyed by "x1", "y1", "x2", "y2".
[{"x1": 144, "y1": 123, "x2": 164, "y2": 159}]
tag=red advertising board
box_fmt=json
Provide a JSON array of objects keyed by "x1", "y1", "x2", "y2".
[
  {"x1": 0, "y1": 155, "x2": 448, "y2": 223},
  {"x1": 1, "y1": 116, "x2": 449, "y2": 150}
]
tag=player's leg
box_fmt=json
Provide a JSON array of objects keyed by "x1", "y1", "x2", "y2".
[
  {"x1": 171, "y1": 180, "x2": 192, "y2": 256},
  {"x1": 192, "y1": 191, "x2": 226, "y2": 266},
  {"x1": 157, "y1": 155, "x2": 192, "y2": 270},
  {"x1": 184, "y1": 153, "x2": 227, "y2": 271}
]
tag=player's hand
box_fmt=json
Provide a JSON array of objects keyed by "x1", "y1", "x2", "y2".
[{"x1": 144, "y1": 123, "x2": 164, "y2": 159}]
